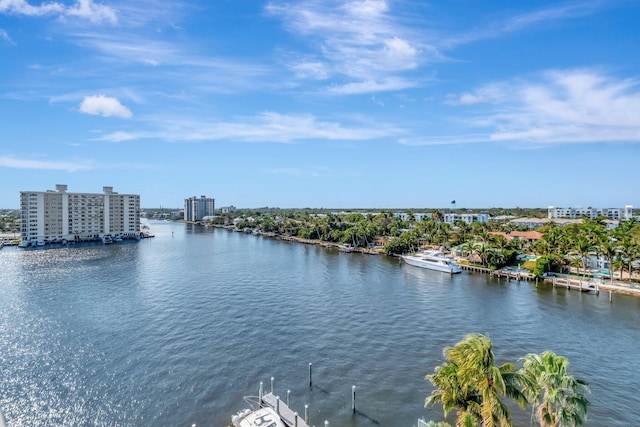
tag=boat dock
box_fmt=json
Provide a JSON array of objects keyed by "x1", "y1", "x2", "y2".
[
  {"x1": 546, "y1": 276, "x2": 600, "y2": 293},
  {"x1": 459, "y1": 264, "x2": 492, "y2": 274},
  {"x1": 260, "y1": 392, "x2": 310, "y2": 427}
]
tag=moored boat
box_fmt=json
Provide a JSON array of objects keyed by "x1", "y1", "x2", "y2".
[
  {"x1": 231, "y1": 407, "x2": 286, "y2": 427},
  {"x1": 401, "y1": 249, "x2": 462, "y2": 274}
]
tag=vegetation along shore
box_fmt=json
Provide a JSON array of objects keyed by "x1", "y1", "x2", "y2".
[{"x1": 192, "y1": 208, "x2": 640, "y2": 297}]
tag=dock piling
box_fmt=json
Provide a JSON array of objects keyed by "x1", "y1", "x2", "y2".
[
  {"x1": 271, "y1": 377, "x2": 274, "y2": 393},
  {"x1": 308, "y1": 363, "x2": 313, "y2": 387},
  {"x1": 287, "y1": 390, "x2": 291, "y2": 406},
  {"x1": 259, "y1": 382, "x2": 263, "y2": 403},
  {"x1": 351, "y1": 385, "x2": 356, "y2": 413}
]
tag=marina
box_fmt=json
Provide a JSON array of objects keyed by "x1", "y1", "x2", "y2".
[{"x1": 0, "y1": 220, "x2": 639, "y2": 426}]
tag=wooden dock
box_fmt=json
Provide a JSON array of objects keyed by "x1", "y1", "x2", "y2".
[
  {"x1": 261, "y1": 392, "x2": 310, "y2": 427},
  {"x1": 545, "y1": 276, "x2": 600, "y2": 293},
  {"x1": 459, "y1": 264, "x2": 492, "y2": 274}
]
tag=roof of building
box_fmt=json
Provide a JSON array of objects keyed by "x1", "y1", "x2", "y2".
[{"x1": 510, "y1": 231, "x2": 544, "y2": 240}]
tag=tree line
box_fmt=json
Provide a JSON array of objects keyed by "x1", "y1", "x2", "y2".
[{"x1": 210, "y1": 210, "x2": 640, "y2": 279}]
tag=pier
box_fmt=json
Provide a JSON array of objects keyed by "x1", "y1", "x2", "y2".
[
  {"x1": 261, "y1": 393, "x2": 310, "y2": 427},
  {"x1": 459, "y1": 264, "x2": 492, "y2": 274}
]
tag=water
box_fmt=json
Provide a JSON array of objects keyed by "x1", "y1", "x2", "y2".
[{"x1": 1, "y1": 220, "x2": 639, "y2": 426}]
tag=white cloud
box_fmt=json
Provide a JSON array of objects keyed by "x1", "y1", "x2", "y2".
[
  {"x1": 328, "y1": 77, "x2": 417, "y2": 95},
  {"x1": 96, "y1": 131, "x2": 136, "y2": 142},
  {"x1": 79, "y1": 95, "x2": 132, "y2": 118},
  {"x1": 0, "y1": 0, "x2": 117, "y2": 24},
  {"x1": 445, "y1": 93, "x2": 489, "y2": 105},
  {"x1": 291, "y1": 61, "x2": 330, "y2": 80},
  {"x1": 0, "y1": 28, "x2": 15, "y2": 44},
  {"x1": 492, "y1": 70, "x2": 640, "y2": 143},
  {"x1": 267, "y1": 0, "x2": 431, "y2": 93},
  {"x1": 441, "y1": 1, "x2": 605, "y2": 48},
  {"x1": 399, "y1": 134, "x2": 489, "y2": 146},
  {"x1": 97, "y1": 111, "x2": 399, "y2": 143},
  {"x1": 66, "y1": 0, "x2": 117, "y2": 25},
  {"x1": 448, "y1": 69, "x2": 640, "y2": 145},
  {"x1": 0, "y1": 155, "x2": 93, "y2": 171},
  {"x1": 0, "y1": 0, "x2": 64, "y2": 16}
]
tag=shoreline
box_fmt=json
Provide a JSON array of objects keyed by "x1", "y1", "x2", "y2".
[{"x1": 211, "y1": 224, "x2": 640, "y2": 299}]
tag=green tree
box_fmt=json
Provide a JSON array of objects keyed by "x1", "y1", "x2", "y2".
[
  {"x1": 520, "y1": 351, "x2": 590, "y2": 427},
  {"x1": 426, "y1": 334, "x2": 529, "y2": 427}
]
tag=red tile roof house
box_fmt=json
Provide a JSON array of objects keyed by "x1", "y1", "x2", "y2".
[{"x1": 509, "y1": 231, "x2": 543, "y2": 242}]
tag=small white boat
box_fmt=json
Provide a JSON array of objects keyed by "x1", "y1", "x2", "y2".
[
  {"x1": 338, "y1": 244, "x2": 356, "y2": 252},
  {"x1": 401, "y1": 249, "x2": 462, "y2": 274},
  {"x1": 231, "y1": 407, "x2": 286, "y2": 427},
  {"x1": 102, "y1": 235, "x2": 113, "y2": 244}
]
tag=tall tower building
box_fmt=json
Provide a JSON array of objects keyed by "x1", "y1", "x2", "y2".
[
  {"x1": 20, "y1": 184, "x2": 140, "y2": 245},
  {"x1": 184, "y1": 195, "x2": 215, "y2": 221}
]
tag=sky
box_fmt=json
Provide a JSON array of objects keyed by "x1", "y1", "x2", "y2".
[{"x1": 1, "y1": 0, "x2": 639, "y2": 210}]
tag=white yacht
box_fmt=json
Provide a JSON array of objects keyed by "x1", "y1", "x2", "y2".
[
  {"x1": 231, "y1": 407, "x2": 286, "y2": 427},
  {"x1": 401, "y1": 249, "x2": 462, "y2": 274}
]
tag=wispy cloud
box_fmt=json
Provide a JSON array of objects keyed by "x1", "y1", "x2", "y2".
[
  {"x1": 442, "y1": 1, "x2": 605, "y2": 48},
  {"x1": 266, "y1": 0, "x2": 434, "y2": 94},
  {"x1": 399, "y1": 134, "x2": 490, "y2": 146},
  {"x1": 96, "y1": 112, "x2": 400, "y2": 143},
  {"x1": 0, "y1": 28, "x2": 15, "y2": 44},
  {"x1": 0, "y1": 156, "x2": 93, "y2": 171},
  {"x1": 432, "y1": 69, "x2": 640, "y2": 146},
  {"x1": 486, "y1": 70, "x2": 640, "y2": 144},
  {"x1": 0, "y1": 0, "x2": 117, "y2": 24},
  {"x1": 79, "y1": 95, "x2": 133, "y2": 118}
]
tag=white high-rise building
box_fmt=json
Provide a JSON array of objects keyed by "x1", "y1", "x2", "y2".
[
  {"x1": 184, "y1": 195, "x2": 215, "y2": 221},
  {"x1": 548, "y1": 205, "x2": 634, "y2": 221},
  {"x1": 20, "y1": 184, "x2": 140, "y2": 245}
]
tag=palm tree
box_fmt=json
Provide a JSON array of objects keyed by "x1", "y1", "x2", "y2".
[
  {"x1": 426, "y1": 359, "x2": 483, "y2": 426},
  {"x1": 598, "y1": 239, "x2": 617, "y2": 284},
  {"x1": 426, "y1": 334, "x2": 529, "y2": 427},
  {"x1": 520, "y1": 351, "x2": 590, "y2": 427},
  {"x1": 612, "y1": 257, "x2": 626, "y2": 281},
  {"x1": 570, "y1": 237, "x2": 593, "y2": 278}
]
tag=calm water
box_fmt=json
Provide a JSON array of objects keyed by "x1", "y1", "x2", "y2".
[{"x1": 1, "y1": 220, "x2": 639, "y2": 426}]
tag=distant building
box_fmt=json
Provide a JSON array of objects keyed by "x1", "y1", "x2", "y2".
[
  {"x1": 548, "y1": 205, "x2": 633, "y2": 221},
  {"x1": 394, "y1": 212, "x2": 432, "y2": 221},
  {"x1": 20, "y1": 184, "x2": 140, "y2": 245},
  {"x1": 184, "y1": 195, "x2": 215, "y2": 221},
  {"x1": 488, "y1": 231, "x2": 543, "y2": 242},
  {"x1": 220, "y1": 205, "x2": 237, "y2": 214},
  {"x1": 510, "y1": 217, "x2": 621, "y2": 229},
  {"x1": 443, "y1": 213, "x2": 490, "y2": 224}
]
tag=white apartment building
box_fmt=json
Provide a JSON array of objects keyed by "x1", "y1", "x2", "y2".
[
  {"x1": 20, "y1": 184, "x2": 140, "y2": 245},
  {"x1": 443, "y1": 213, "x2": 490, "y2": 225},
  {"x1": 184, "y1": 195, "x2": 215, "y2": 222},
  {"x1": 393, "y1": 212, "x2": 433, "y2": 222},
  {"x1": 548, "y1": 205, "x2": 634, "y2": 221}
]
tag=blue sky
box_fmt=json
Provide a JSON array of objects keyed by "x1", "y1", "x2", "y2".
[{"x1": 1, "y1": 0, "x2": 639, "y2": 209}]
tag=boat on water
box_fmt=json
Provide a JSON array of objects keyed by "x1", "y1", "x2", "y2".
[
  {"x1": 231, "y1": 407, "x2": 286, "y2": 427},
  {"x1": 401, "y1": 249, "x2": 462, "y2": 274},
  {"x1": 338, "y1": 244, "x2": 356, "y2": 252},
  {"x1": 102, "y1": 235, "x2": 113, "y2": 244}
]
